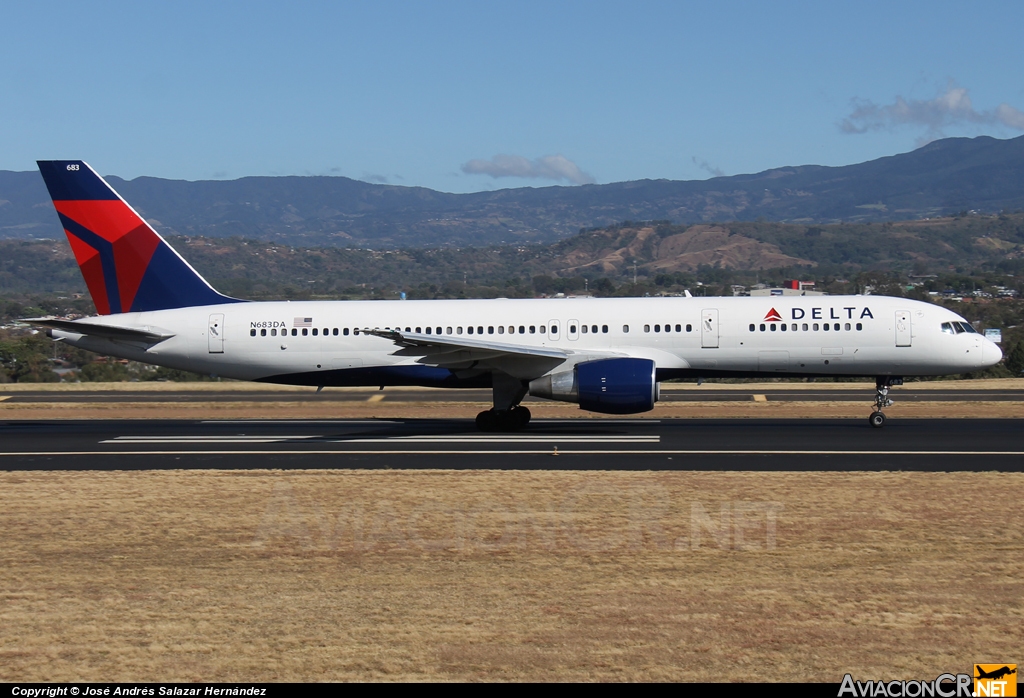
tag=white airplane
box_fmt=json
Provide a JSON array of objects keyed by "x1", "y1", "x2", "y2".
[{"x1": 30, "y1": 160, "x2": 1002, "y2": 429}]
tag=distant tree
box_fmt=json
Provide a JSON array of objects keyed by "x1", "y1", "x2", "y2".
[{"x1": 1005, "y1": 341, "x2": 1024, "y2": 376}]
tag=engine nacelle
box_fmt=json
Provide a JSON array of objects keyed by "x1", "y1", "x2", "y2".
[{"x1": 528, "y1": 357, "x2": 658, "y2": 414}]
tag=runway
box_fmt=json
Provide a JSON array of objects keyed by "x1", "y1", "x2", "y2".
[
  {"x1": 4, "y1": 386, "x2": 1024, "y2": 403},
  {"x1": 2, "y1": 417, "x2": 1022, "y2": 471}
]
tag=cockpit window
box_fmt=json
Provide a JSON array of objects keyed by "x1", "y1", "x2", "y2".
[{"x1": 942, "y1": 321, "x2": 979, "y2": 335}]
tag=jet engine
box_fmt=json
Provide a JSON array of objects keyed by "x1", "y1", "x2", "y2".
[{"x1": 528, "y1": 357, "x2": 659, "y2": 414}]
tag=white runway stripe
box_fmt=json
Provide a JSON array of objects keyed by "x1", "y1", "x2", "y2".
[
  {"x1": 103, "y1": 435, "x2": 322, "y2": 444},
  {"x1": 344, "y1": 435, "x2": 660, "y2": 443},
  {"x1": 2, "y1": 449, "x2": 1024, "y2": 457}
]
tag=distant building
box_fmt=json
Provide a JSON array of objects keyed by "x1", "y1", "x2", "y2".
[{"x1": 749, "y1": 280, "x2": 824, "y2": 297}]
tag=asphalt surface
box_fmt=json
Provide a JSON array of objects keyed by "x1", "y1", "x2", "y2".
[
  {"x1": 1, "y1": 417, "x2": 1022, "y2": 471},
  {"x1": 3, "y1": 387, "x2": 1024, "y2": 403}
]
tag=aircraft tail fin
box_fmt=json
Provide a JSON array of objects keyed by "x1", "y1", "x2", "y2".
[{"x1": 36, "y1": 160, "x2": 241, "y2": 315}]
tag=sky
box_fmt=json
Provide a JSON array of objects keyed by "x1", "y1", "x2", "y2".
[{"x1": 3, "y1": 1, "x2": 1023, "y2": 192}]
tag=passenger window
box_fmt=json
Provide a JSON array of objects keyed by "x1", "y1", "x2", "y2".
[
  {"x1": 760, "y1": 324, "x2": 766, "y2": 331},
  {"x1": 477, "y1": 326, "x2": 483, "y2": 334},
  {"x1": 468, "y1": 326, "x2": 474, "y2": 334},
  {"x1": 520, "y1": 326, "x2": 526, "y2": 334},
  {"x1": 292, "y1": 329, "x2": 298, "y2": 336},
  {"x1": 446, "y1": 327, "x2": 452, "y2": 335},
  {"x1": 602, "y1": 325, "x2": 608, "y2": 333},
  {"x1": 686, "y1": 324, "x2": 692, "y2": 332},
  {"x1": 344, "y1": 328, "x2": 350, "y2": 336},
  {"x1": 581, "y1": 325, "x2": 588, "y2": 333},
  {"x1": 333, "y1": 328, "x2": 339, "y2": 336},
  {"x1": 845, "y1": 323, "x2": 851, "y2": 331},
  {"x1": 802, "y1": 323, "x2": 808, "y2": 331},
  {"x1": 569, "y1": 325, "x2": 576, "y2": 333},
  {"x1": 457, "y1": 327, "x2": 463, "y2": 334},
  {"x1": 436, "y1": 327, "x2": 442, "y2": 334},
  {"x1": 498, "y1": 326, "x2": 504, "y2": 334},
  {"x1": 250, "y1": 329, "x2": 256, "y2": 337},
  {"x1": 675, "y1": 324, "x2": 681, "y2": 332},
  {"x1": 770, "y1": 324, "x2": 777, "y2": 332},
  {"x1": 856, "y1": 323, "x2": 862, "y2": 331},
  {"x1": 312, "y1": 328, "x2": 318, "y2": 336},
  {"x1": 749, "y1": 324, "x2": 755, "y2": 332},
  {"x1": 623, "y1": 325, "x2": 629, "y2": 333},
  {"x1": 261, "y1": 329, "x2": 267, "y2": 337},
  {"x1": 303, "y1": 328, "x2": 309, "y2": 336},
  {"x1": 540, "y1": 326, "x2": 546, "y2": 334},
  {"x1": 425, "y1": 327, "x2": 432, "y2": 334},
  {"x1": 508, "y1": 326, "x2": 514, "y2": 334},
  {"x1": 812, "y1": 324, "x2": 818, "y2": 331},
  {"x1": 791, "y1": 324, "x2": 797, "y2": 331},
  {"x1": 592, "y1": 325, "x2": 598, "y2": 333},
  {"x1": 530, "y1": 326, "x2": 536, "y2": 334},
  {"x1": 644, "y1": 324, "x2": 651, "y2": 333},
  {"x1": 414, "y1": 327, "x2": 421, "y2": 333},
  {"x1": 654, "y1": 324, "x2": 660, "y2": 333},
  {"x1": 271, "y1": 328, "x2": 277, "y2": 337},
  {"x1": 822, "y1": 324, "x2": 829, "y2": 332},
  {"x1": 834, "y1": 323, "x2": 840, "y2": 331},
  {"x1": 354, "y1": 329, "x2": 360, "y2": 336},
  {"x1": 780, "y1": 323, "x2": 787, "y2": 331}
]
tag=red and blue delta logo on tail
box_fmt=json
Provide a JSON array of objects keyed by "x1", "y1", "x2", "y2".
[{"x1": 36, "y1": 161, "x2": 240, "y2": 315}]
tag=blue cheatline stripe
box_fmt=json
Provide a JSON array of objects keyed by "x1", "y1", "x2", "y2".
[
  {"x1": 37, "y1": 161, "x2": 118, "y2": 201},
  {"x1": 57, "y1": 212, "x2": 122, "y2": 314}
]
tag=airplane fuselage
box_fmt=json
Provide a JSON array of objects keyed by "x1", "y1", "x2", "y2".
[{"x1": 50, "y1": 294, "x2": 1000, "y2": 387}]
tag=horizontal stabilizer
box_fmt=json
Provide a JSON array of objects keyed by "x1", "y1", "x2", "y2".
[{"x1": 25, "y1": 317, "x2": 175, "y2": 344}]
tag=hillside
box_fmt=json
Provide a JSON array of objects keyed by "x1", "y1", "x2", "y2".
[
  {"x1": 4, "y1": 215, "x2": 1024, "y2": 300},
  {"x1": 2, "y1": 135, "x2": 1023, "y2": 248}
]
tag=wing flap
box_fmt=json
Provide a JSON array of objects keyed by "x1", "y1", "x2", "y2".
[{"x1": 365, "y1": 328, "x2": 570, "y2": 360}]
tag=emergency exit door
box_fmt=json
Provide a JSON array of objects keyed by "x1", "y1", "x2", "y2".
[
  {"x1": 701, "y1": 309, "x2": 719, "y2": 348},
  {"x1": 208, "y1": 313, "x2": 225, "y2": 353},
  {"x1": 895, "y1": 310, "x2": 912, "y2": 347}
]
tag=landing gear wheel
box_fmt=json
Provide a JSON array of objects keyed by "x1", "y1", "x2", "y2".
[
  {"x1": 869, "y1": 411, "x2": 886, "y2": 428},
  {"x1": 476, "y1": 406, "x2": 531, "y2": 432},
  {"x1": 511, "y1": 405, "x2": 531, "y2": 428},
  {"x1": 476, "y1": 409, "x2": 498, "y2": 431}
]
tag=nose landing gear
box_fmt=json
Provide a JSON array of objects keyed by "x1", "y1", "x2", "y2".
[{"x1": 869, "y1": 376, "x2": 902, "y2": 428}]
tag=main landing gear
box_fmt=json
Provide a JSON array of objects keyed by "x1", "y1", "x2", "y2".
[
  {"x1": 869, "y1": 376, "x2": 902, "y2": 428},
  {"x1": 476, "y1": 405, "x2": 532, "y2": 431},
  {"x1": 476, "y1": 371, "x2": 531, "y2": 432}
]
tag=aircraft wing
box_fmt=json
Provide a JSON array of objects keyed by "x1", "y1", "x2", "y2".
[
  {"x1": 24, "y1": 317, "x2": 175, "y2": 344},
  {"x1": 364, "y1": 328, "x2": 622, "y2": 376}
]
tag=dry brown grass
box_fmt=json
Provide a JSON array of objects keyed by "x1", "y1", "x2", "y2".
[{"x1": 1, "y1": 470, "x2": 1021, "y2": 682}]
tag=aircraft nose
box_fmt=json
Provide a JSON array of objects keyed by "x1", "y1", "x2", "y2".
[{"x1": 984, "y1": 340, "x2": 1003, "y2": 366}]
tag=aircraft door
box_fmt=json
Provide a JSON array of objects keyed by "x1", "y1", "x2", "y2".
[
  {"x1": 701, "y1": 309, "x2": 719, "y2": 348},
  {"x1": 548, "y1": 320, "x2": 560, "y2": 341},
  {"x1": 567, "y1": 319, "x2": 579, "y2": 341},
  {"x1": 895, "y1": 310, "x2": 912, "y2": 347},
  {"x1": 208, "y1": 313, "x2": 225, "y2": 354}
]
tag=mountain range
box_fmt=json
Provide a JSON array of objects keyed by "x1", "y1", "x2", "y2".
[{"x1": 2, "y1": 134, "x2": 1023, "y2": 248}]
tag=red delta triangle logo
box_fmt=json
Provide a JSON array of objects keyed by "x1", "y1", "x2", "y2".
[{"x1": 764, "y1": 308, "x2": 783, "y2": 322}]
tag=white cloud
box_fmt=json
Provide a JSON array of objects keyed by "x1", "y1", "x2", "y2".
[
  {"x1": 840, "y1": 83, "x2": 1024, "y2": 144},
  {"x1": 461, "y1": 153, "x2": 595, "y2": 185}
]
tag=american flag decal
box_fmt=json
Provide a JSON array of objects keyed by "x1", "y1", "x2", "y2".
[{"x1": 293, "y1": 317, "x2": 313, "y2": 327}]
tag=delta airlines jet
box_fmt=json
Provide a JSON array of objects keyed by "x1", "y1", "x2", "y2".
[{"x1": 29, "y1": 161, "x2": 1003, "y2": 429}]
